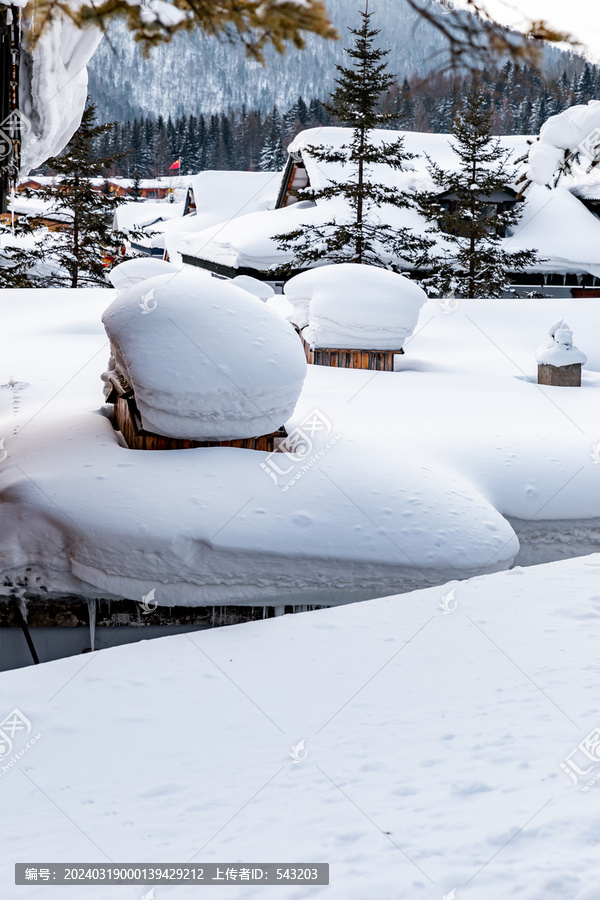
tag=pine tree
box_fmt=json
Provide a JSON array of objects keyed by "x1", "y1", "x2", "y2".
[
  {"x1": 275, "y1": 3, "x2": 432, "y2": 273},
  {"x1": 260, "y1": 107, "x2": 286, "y2": 171},
  {"x1": 35, "y1": 100, "x2": 129, "y2": 288},
  {"x1": 575, "y1": 63, "x2": 595, "y2": 103},
  {"x1": 417, "y1": 79, "x2": 540, "y2": 298},
  {"x1": 130, "y1": 170, "x2": 143, "y2": 199},
  {"x1": 0, "y1": 218, "x2": 45, "y2": 287}
]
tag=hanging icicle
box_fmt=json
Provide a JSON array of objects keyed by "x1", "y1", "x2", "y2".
[{"x1": 87, "y1": 598, "x2": 97, "y2": 652}]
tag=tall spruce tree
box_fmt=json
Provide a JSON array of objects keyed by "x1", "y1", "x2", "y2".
[
  {"x1": 275, "y1": 2, "x2": 432, "y2": 273},
  {"x1": 418, "y1": 79, "x2": 540, "y2": 298},
  {"x1": 35, "y1": 100, "x2": 128, "y2": 288}
]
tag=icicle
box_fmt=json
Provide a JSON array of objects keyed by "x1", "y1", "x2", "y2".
[
  {"x1": 10, "y1": 187, "x2": 15, "y2": 237},
  {"x1": 17, "y1": 592, "x2": 28, "y2": 623},
  {"x1": 87, "y1": 599, "x2": 97, "y2": 652}
]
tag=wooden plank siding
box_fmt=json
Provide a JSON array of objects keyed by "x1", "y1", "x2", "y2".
[
  {"x1": 114, "y1": 395, "x2": 286, "y2": 451},
  {"x1": 299, "y1": 331, "x2": 403, "y2": 371}
]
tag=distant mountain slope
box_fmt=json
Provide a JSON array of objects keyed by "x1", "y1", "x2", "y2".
[
  {"x1": 88, "y1": 0, "x2": 456, "y2": 121},
  {"x1": 87, "y1": 0, "x2": 572, "y2": 123}
]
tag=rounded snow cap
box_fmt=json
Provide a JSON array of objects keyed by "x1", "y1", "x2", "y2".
[
  {"x1": 102, "y1": 269, "x2": 307, "y2": 441},
  {"x1": 108, "y1": 257, "x2": 179, "y2": 292},
  {"x1": 286, "y1": 263, "x2": 427, "y2": 350},
  {"x1": 535, "y1": 319, "x2": 587, "y2": 368},
  {"x1": 232, "y1": 274, "x2": 274, "y2": 302}
]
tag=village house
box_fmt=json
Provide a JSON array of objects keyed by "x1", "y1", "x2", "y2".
[{"x1": 170, "y1": 128, "x2": 600, "y2": 298}]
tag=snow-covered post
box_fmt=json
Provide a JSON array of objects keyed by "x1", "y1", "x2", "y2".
[{"x1": 536, "y1": 320, "x2": 586, "y2": 386}]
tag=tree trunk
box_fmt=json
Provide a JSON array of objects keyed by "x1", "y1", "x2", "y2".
[
  {"x1": 356, "y1": 128, "x2": 366, "y2": 263},
  {"x1": 71, "y1": 209, "x2": 79, "y2": 289}
]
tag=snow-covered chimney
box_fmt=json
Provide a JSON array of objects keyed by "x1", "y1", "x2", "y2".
[{"x1": 536, "y1": 319, "x2": 586, "y2": 386}]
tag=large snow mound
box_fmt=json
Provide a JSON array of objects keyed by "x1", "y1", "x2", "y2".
[
  {"x1": 5, "y1": 291, "x2": 600, "y2": 605},
  {"x1": 289, "y1": 264, "x2": 427, "y2": 350},
  {"x1": 101, "y1": 270, "x2": 307, "y2": 440}
]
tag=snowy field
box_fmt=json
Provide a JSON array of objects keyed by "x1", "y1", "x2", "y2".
[
  {"x1": 2, "y1": 289, "x2": 600, "y2": 606},
  {"x1": 1, "y1": 555, "x2": 600, "y2": 899}
]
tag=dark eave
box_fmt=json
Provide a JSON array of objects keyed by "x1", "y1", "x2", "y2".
[
  {"x1": 434, "y1": 186, "x2": 520, "y2": 202},
  {"x1": 181, "y1": 252, "x2": 307, "y2": 282}
]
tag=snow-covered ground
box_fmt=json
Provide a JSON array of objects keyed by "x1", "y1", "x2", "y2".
[
  {"x1": 2, "y1": 289, "x2": 600, "y2": 605},
  {"x1": 2, "y1": 555, "x2": 600, "y2": 899}
]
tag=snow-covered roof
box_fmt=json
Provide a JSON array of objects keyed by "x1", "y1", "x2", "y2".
[
  {"x1": 288, "y1": 127, "x2": 532, "y2": 190},
  {"x1": 113, "y1": 200, "x2": 185, "y2": 233},
  {"x1": 140, "y1": 171, "x2": 282, "y2": 260},
  {"x1": 8, "y1": 194, "x2": 70, "y2": 220},
  {"x1": 190, "y1": 170, "x2": 279, "y2": 219},
  {"x1": 101, "y1": 269, "x2": 307, "y2": 441},
  {"x1": 285, "y1": 264, "x2": 427, "y2": 350},
  {"x1": 502, "y1": 185, "x2": 600, "y2": 277},
  {"x1": 180, "y1": 127, "x2": 600, "y2": 279}
]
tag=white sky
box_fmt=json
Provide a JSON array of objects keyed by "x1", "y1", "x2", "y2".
[{"x1": 456, "y1": 0, "x2": 600, "y2": 62}]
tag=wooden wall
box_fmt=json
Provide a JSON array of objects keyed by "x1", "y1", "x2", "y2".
[
  {"x1": 300, "y1": 332, "x2": 403, "y2": 371},
  {"x1": 114, "y1": 396, "x2": 285, "y2": 451}
]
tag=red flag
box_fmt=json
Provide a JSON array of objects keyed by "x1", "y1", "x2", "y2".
[{"x1": 169, "y1": 159, "x2": 181, "y2": 170}]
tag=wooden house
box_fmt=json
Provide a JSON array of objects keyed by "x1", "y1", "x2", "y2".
[
  {"x1": 433, "y1": 186, "x2": 521, "y2": 237},
  {"x1": 275, "y1": 154, "x2": 310, "y2": 209}
]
